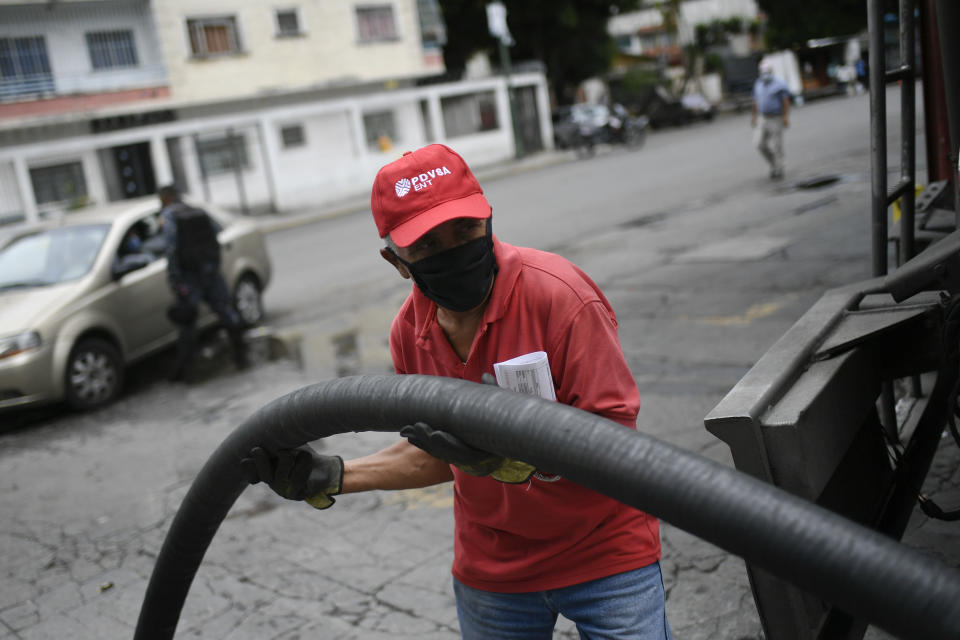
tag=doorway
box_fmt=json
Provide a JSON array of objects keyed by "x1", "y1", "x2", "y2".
[
  {"x1": 108, "y1": 142, "x2": 156, "y2": 199},
  {"x1": 514, "y1": 85, "x2": 544, "y2": 154}
]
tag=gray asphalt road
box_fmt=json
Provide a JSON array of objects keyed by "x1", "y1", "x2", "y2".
[
  {"x1": 261, "y1": 87, "x2": 887, "y2": 329},
  {"x1": 3, "y1": 86, "x2": 956, "y2": 640}
]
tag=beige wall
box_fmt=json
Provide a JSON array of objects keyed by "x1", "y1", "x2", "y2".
[{"x1": 154, "y1": 0, "x2": 439, "y2": 104}]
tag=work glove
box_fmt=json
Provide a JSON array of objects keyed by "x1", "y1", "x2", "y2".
[
  {"x1": 400, "y1": 373, "x2": 535, "y2": 483},
  {"x1": 240, "y1": 445, "x2": 344, "y2": 510},
  {"x1": 400, "y1": 422, "x2": 535, "y2": 484}
]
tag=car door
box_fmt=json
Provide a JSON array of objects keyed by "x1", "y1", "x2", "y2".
[
  {"x1": 206, "y1": 207, "x2": 239, "y2": 293},
  {"x1": 105, "y1": 214, "x2": 176, "y2": 360}
]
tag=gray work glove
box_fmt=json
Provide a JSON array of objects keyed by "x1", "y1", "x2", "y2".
[{"x1": 241, "y1": 445, "x2": 344, "y2": 509}]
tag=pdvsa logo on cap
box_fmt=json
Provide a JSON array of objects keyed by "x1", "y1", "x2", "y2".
[
  {"x1": 394, "y1": 166, "x2": 453, "y2": 199},
  {"x1": 395, "y1": 178, "x2": 412, "y2": 198}
]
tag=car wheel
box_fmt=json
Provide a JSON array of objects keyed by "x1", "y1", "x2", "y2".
[
  {"x1": 234, "y1": 274, "x2": 263, "y2": 326},
  {"x1": 64, "y1": 338, "x2": 124, "y2": 410}
]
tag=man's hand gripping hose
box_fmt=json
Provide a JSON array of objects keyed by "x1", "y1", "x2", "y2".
[
  {"x1": 400, "y1": 421, "x2": 535, "y2": 483},
  {"x1": 241, "y1": 445, "x2": 344, "y2": 509},
  {"x1": 399, "y1": 372, "x2": 536, "y2": 483}
]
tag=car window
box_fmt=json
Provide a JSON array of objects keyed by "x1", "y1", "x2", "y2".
[
  {"x1": 118, "y1": 215, "x2": 166, "y2": 260},
  {"x1": 141, "y1": 212, "x2": 162, "y2": 239},
  {"x1": 0, "y1": 224, "x2": 110, "y2": 290}
]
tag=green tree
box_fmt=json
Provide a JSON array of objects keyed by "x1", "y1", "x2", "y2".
[
  {"x1": 438, "y1": 1, "x2": 640, "y2": 103},
  {"x1": 757, "y1": 0, "x2": 867, "y2": 50}
]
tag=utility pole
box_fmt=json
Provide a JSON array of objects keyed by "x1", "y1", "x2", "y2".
[{"x1": 486, "y1": 2, "x2": 524, "y2": 159}]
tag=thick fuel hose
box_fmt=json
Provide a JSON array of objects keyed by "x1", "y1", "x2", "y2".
[{"x1": 134, "y1": 374, "x2": 960, "y2": 640}]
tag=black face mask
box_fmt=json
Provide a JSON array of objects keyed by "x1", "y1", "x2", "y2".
[{"x1": 393, "y1": 223, "x2": 497, "y2": 312}]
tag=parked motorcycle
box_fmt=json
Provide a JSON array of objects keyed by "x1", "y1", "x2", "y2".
[{"x1": 553, "y1": 103, "x2": 648, "y2": 158}]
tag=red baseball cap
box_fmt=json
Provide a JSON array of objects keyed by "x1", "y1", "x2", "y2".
[{"x1": 371, "y1": 144, "x2": 491, "y2": 247}]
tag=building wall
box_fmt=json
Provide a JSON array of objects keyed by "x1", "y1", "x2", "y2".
[
  {"x1": 609, "y1": 0, "x2": 759, "y2": 51},
  {"x1": 270, "y1": 109, "x2": 360, "y2": 208},
  {"x1": 0, "y1": 161, "x2": 23, "y2": 223},
  {"x1": 0, "y1": 0, "x2": 547, "y2": 223},
  {"x1": 677, "y1": 0, "x2": 759, "y2": 44},
  {"x1": 154, "y1": 0, "x2": 439, "y2": 105},
  {"x1": 0, "y1": 71, "x2": 552, "y2": 222},
  {"x1": 0, "y1": 1, "x2": 167, "y2": 97}
]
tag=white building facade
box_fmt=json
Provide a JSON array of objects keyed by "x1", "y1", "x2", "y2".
[
  {"x1": 0, "y1": 0, "x2": 552, "y2": 223},
  {"x1": 609, "y1": 0, "x2": 760, "y2": 54}
]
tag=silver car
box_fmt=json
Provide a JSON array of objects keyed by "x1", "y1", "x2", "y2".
[{"x1": 0, "y1": 197, "x2": 271, "y2": 412}]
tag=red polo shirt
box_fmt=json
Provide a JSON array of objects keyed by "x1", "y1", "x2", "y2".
[{"x1": 389, "y1": 237, "x2": 661, "y2": 592}]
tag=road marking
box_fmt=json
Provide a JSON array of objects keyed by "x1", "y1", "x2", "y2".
[
  {"x1": 700, "y1": 301, "x2": 784, "y2": 326},
  {"x1": 675, "y1": 237, "x2": 790, "y2": 262}
]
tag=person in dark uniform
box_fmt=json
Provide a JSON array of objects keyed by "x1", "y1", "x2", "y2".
[{"x1": 158, "y1": 185, "x2": 248, "y2": 382}]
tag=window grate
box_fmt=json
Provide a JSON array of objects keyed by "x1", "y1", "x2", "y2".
[
  {"x1": 441, "y1": 91, "x2": 499, "y2": 138},
  {"x1": 416, "y1": 0, "x2": 446, "y2": 48},
  {"x1": 276, "y1": 10, "x2": 302, "y2": 36},
  {"x1": 86, "y1": 30, "x2": 139, "y2": 70},
  {"x1": 356, "y1": 6, "x2": 397, "y2": 42},
  {"x1": 29, "y1": 162, "x2": 87, "y2": 205},
  {"x1": 196, "y1": 134, "x2": 249, "y2": 175},
  {"x1": 186, "y1": 17, "x2": 242, "y2": 57},
  {"x1": 0, "y1": 36, "x2": 54, "y2": 98},
  {"x1": 280, "y1": 124, "x2": 306, "y2": 148},
  {"x1": 362, "y1": 111, "x2": 397, "y2": 150}
]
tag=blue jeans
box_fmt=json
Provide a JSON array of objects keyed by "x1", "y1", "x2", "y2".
[{"x1": 453, "y1": 563, "x2": 673, "y2": 640}]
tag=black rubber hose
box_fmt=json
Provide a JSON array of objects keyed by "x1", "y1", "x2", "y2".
[{"x1": 134, "y1": 374, "x2": 960, "y2": 640}]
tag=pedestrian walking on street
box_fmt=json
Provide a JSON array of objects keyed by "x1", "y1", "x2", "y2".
[
  {"x1": 158, "y1": 185, "x2": 248, "y2": 382},
  {"x1": 752, "y1": 59, "x2": 792, "y2": 180},
  {"x1": 242, "y1": 144, "x2": 673, "y2": 639}
]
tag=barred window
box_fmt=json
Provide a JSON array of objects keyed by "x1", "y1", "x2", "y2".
[
  {"x1": 441, "y1": 91, "x2": 499, "y2": 138},
  {"x1": 86, "y1": 30, "x2": 139, "y2": 70},
  {"x1": 30, "y1": 162, "x2": 88, "y2": 205},
  {"x1": 362, "y1": 111, "x2": 397, "y2": 150},
  {"x1": 0, "y1": 36, "x2": 54, "y2": 98},
  {"x1": 275, "y1": 9, "x2": 302, "y2": 37},
  {"x1": 187, "y1": 17, "x2": 242, "y2": 57},
  {"x1": 196, "y1": 134, "x2": 249, "y2": 175},
  {"x1": 280, "y1": 124, "x2": 306, "y2": 148},
  {"x1": 356, "y1": 5, "x2": 397, "y2": 43},
  {"x1": 416, "y1": 0, "x2": 446, "y2": 48}
]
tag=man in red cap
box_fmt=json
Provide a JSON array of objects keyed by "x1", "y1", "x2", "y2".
[{"x1": 243, "y1": 144, "x2": 672, "y2": 639}]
